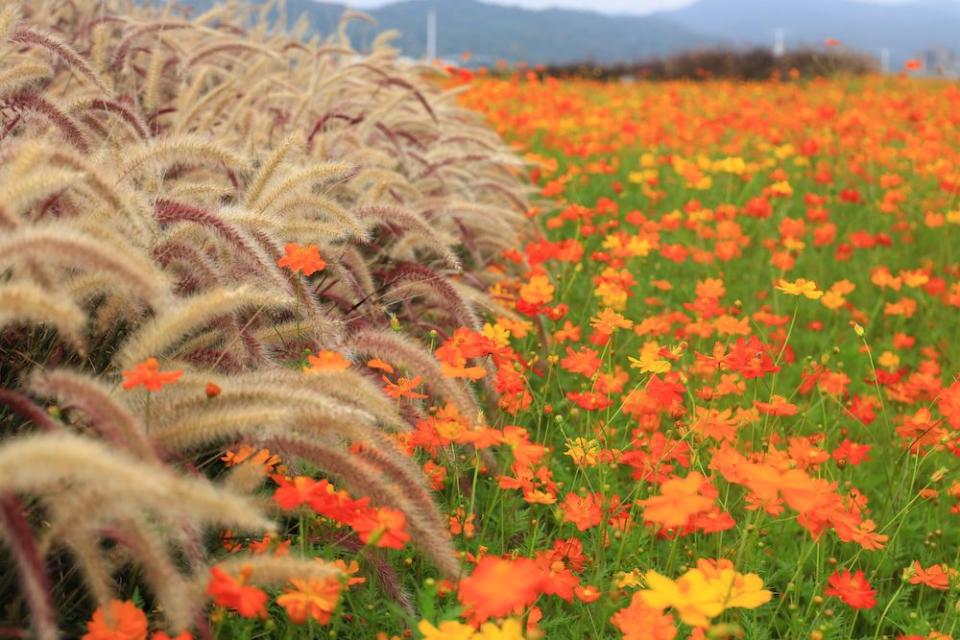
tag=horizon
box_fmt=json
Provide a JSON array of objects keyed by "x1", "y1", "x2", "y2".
[{"x1": 334, "y1": 0, "x2": 950, "y2": 17}]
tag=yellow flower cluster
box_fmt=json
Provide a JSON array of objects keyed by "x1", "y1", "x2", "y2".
[
  {"x1": 639, "y1": 559, "x2": 772, "y2": 627},
  {"x1": 418, "y1": 618, "x2": 526, "y2": 640}
]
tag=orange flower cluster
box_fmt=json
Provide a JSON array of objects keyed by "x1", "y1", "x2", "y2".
[{"x1": 273, "y1": 476, "x2": 410, "y2": 550}]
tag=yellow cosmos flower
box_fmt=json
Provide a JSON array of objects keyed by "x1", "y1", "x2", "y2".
[
  {"x1": 564, "y1": 436, "x2": 600, "y2": 467},
  {"x1": 476, "y1": 619, "x2": 525, "y2": 640},
  {"x1": 776, "y1": 278, "x2": 823, "y2": 299},
  {"x1": 629, "y1": 340, "x2": 671, "y2": 374},
  {"x1": 639, "y1": 560, "x2": 772, "y2": 628},
  {"x1": 418, "y1": 619, "x2": 477, "y2": 640}
]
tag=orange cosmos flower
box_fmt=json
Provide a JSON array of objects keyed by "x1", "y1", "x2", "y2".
[
  {"x1": 305, "y1": 350, "x2": 350, "y2": 373},
  {"x1": 366, "y1": 358, "x2": 395, "y2": 374},
  {"x1": 276, "y1": 576, "x2": 342, "y2": 624},
  {"x1": 908, "y1": 562, "x2": 952, "y2": 590},
  {"x1": 82, "y1": 600, "x2": 148, "y2": 640},
  {"x1": 206, "y1": 565, "x2": 268, "y2": 618},
  {"x1": 121, "y1": 357, "x2": 182, "y2": 391},
  {"x1": 636, "y1": 473, "x2": 714, "y2": 529},
  {"x1": 277, "y1": 242, "x2": 326, "y2": 275},
  {"x1": 611, "y1": 593, "x2": 678, "y2": 640},
  {"x1": 575, "y1": 584, "x2": 602, "y2": 603},
  {"x1": 457, "y1": 555, "x2": 548, "y2": 623},
  {"x1": 825, "y1": 570, "x2": 876, "y2": 609},
  {"x1": 755, "y1": 395, "x2": 798, "y2": 416},
  {"x1": 332, "y1": 559, "x2": 366, "y2": 587},
  {"x1": 560, "y1": 492, "x2": 603, "y2": 531},
  {"x1": 382, "y1": 375, "x2": 428, "y2": 399},
  {"x1": 350, "y1": 507, "x2": 411, "y2": 549},
  {"x1": 561, "y1": 346, "x2": 602, "y2": 377},
  {"x1": 519, "y1": 274, "x2": 555, "y2": 306},
  {"x1": 591, "y1": 308, "x2": 634, "y2": 335}
]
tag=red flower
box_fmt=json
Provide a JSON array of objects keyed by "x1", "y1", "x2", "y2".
[
  {"x1": 207, "y1": 566, "x2": 269, "y2": 618},
  {"x1": 277, "y1": 243, "x2": 326, "y2": 276},
  {"x1": 122, "y1": 357, "x2": 182, "y2": 391},
  {"x1": 825, "y1": 570, "x2": 876, "y2": 609},
  {"x1": 82, "y1": 600, "x2": 148, "y2": 640},
  {"x1": 349, "y1": 507, "x2": 411, "y2": 550},
  {"x1": 457, "y1": 556, "x2": 548, "y2": 624}
]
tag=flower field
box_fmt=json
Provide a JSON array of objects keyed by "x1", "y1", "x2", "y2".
[{"x1": 1, "y1": 1, "x2": 959, "y2": 638}]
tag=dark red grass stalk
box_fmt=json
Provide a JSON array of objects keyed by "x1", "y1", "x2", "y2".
[
  {"x1": 81, "y1": 98, "x2": 149, "y2": 139},
  {"x1": 110, "y1": 22, "x2": 192, "y2": 72},
  {"x1": 385, "y1": 263, "x2": 480, "y2": 331},
  {"x1": 0, "y1": 389, "x2": 61, "y2": 432},
  {"x1": 4, "y1": 91, "x2": 90, "y2": 152},
  {"x1": 0, "y1": 495, "x2": 57, "y2": 640}
]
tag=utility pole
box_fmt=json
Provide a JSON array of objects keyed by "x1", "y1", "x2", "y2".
[
  {"x1": 881, "y1": 47, "x2": 890, "y2": 73},
  {"x1": 773, "y1": 27, "x2": 785, "y2": 57},
  {"x1": 426, "y1": 7, "x2": 437, "y2": 62}
]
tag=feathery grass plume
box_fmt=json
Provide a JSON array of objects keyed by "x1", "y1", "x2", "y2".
[
  {"x1": 0, "y1": 282, "x2": 87, "y2": 354},
  {"x1": 149, "y1": 378, "x2": 379, "y2": 441},
  {"x1": 264, "y1": 193, "x2": 369, "y2": 241},
  {"x1": 0, "y1": 165, "x2": 83, "y2": 220},
  {"x1": 154, "y1": 200, "x2": 294, "y2": 286},
  {"x1": 356, "y1": 204, "x2": 462, "y2": 270},
  {"x1": 0, "y1": 62, "x2": 50, "y2": 97},
  {"x1": 0, "y1": 432, "x2": 273, "y2": 532},
  {"x1": 337, "y1": 245, "x2": 378, "y2": 302},
  {"x1": 110, "y1": 21, "x2": 194, "y2": 73},
  {"x1": 9, "y1": 27, "x2": 108, "y2": 94},
  {"x1": 47, "y1": 147, "x2": 155, "y2": 238},
  {"x1": 113, "y1": 517, "x2": 198, "y2": 632},
  {"x1": 119, "y1": 134, "x2": 252, "y2": 180},
  {"x1": 297, "y1": 369, "x2": 410, "y2": 431},
  {"x1": 116, "y1": 287, "x2": 292, "y2": 367},
  {"x1": 371, "y1": 29, "x2": 401, "y2": 53},
  {"x1": 149, "y1": 403, "x2": 294, "y2": 452},
  {"x1": 0, "y1": 0, "x2": 528, "y2": 626},
  {"x1": 215, "y1": 555, "x2": 342, "y2": 586},
  {"x1": 69, "y1": 97, "x2": 150, "y2": 141},
  {"x1": 266, "y1": 434, "x2": 461, "y2": 578},
  {"x1": 383, "y1": 263, "x2": 481, "y2": 331},
  {"x1": 0, "y1": 225, "x2": 172, "y2": 306},
  {"x1": 27, "y1": 369, "x2": 155, "y2": 459},
  {"x1": 252, "y1": 161, "x2": 357, "y2": 214},
  {"x1": 40, "y1": 503, "x2": 117, "y2": 607},
  {"x1": 245, "y1": 133, "x2": 296, "y2": 207},
  {"x1": 351, "y1": 328, "x2": 482, "y2": 421},
  {"x1": 181, "y1": 40, "x2": 282, "y2": 71},
  {"x1": 0, "y1": 4, "x2": 21, "y2": 43},
  {"x1": 140, "y1": 47, "x2": 166, "y2": 113}
]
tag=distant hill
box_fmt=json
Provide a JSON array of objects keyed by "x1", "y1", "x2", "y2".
[
  {"x1": 343, "y1": 0, "x2": 722, "y2": 65},
  {"x1": 172, "y1": 0, "x2": 960, "y2": 70},
  {"x1": 657, "y1": 0, "x2": 960, "y2": 69},
  {"x1": 175, "y1": 0, "x2": 722, "y2": 65}
]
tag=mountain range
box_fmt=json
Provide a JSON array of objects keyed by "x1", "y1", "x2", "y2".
[{"x1": 175, "y1": 0, "x2": 960, "y2": 68}]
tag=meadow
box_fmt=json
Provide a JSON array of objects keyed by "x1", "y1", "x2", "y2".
[{"x1": 0, "y1": 1, "x2": 958, "y2": 639}]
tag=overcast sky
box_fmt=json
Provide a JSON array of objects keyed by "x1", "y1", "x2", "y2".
[{"x1": 337, "y1": 0, "x2": 940, "y2": 15}]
